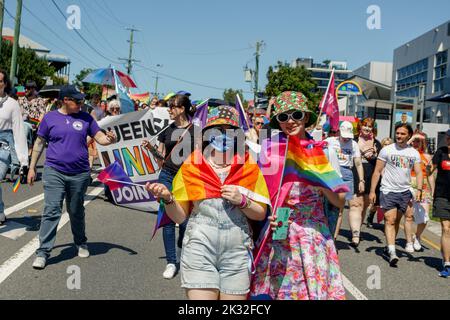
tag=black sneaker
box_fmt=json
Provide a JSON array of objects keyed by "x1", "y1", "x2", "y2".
[
  {"x1": 366, "y1": 211, "x2": 375, "y2": 228},
  {"x1": 389, "y1": 252, "x2": 399, "y2": 267}
]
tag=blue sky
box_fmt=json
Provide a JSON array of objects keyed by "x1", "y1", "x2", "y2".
[{"x1": 4, "y1": 0, "x2": 450, "y2": 101}]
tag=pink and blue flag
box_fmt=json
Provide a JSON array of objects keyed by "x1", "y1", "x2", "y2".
[
  {"x1": 113, "y1": 67, "x2": 135, "y2": 114},
  {"x1": 320, "y1": 71, "x2": 339, "y2": 131},
  {"x1": 97, "y1": 161, "x2": 133, "y2": 191}
]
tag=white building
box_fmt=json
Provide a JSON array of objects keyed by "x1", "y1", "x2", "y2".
[
  {"x1": 353, "y1": 61, "x2": 393, "y2": 87},
  {"x1": 392, "y1": 20, "x2": 450, "y2": 125}
]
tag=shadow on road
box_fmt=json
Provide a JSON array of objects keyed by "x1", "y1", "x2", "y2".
[{"x1": 47, "y1": 242, "x2": 138, "y2": 266}]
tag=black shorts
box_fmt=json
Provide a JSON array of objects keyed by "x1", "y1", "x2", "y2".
[
  {"x1": 380, "y1": 190, "x2": 412, "y2": 213},
  {"x1": 433, "y1": 197, "x2": 450, "y2": 220}
]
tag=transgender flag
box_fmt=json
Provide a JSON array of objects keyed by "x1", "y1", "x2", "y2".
[{"x1": 320, "y1": 70, "x2": 339, "y2": 131}]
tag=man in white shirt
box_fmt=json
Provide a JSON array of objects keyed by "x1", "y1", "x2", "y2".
[
  {"x1": 370, "y1": 123, "x2": 422, "y2": 267},
  {"x1": 0, "y1": 71, "x2": 29, "y2": 225}
]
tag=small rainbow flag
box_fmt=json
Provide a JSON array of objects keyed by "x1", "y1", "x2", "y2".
[
  {"x1": 151, "y1": 150, "x2": 270, "y2": 238},
  {"x1": 28, "y1": 118, "x2": 40, "y2": 126},
  {"x1": 283, "y1": 135, "x2": 349, "y2": 193},
  {"x1": 12, "y1": 176, "x2": 20, "y2": 193}
]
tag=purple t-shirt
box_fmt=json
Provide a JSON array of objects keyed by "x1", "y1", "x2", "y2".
[{"x1": 38, "y1": 110, "x2": 101, "y2": 174}]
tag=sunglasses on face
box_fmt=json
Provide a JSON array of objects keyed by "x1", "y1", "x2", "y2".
[
  {"x1": 110, "y1": 107, "x2": 120, "y2": 112},
  {"x1": 276, "y1": 111, "x2": 305, "y2": 123},
  {"x1": 255, "y1": 122, "x2": 264, "y2": 126}
]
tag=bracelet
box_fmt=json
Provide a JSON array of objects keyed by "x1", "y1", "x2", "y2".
[
  {"x1": 162, "y1": 194, "x2": 174, "y2": 205},
  {"x1": 239, "y1": 194, "x2": 247, "y2": 208}
]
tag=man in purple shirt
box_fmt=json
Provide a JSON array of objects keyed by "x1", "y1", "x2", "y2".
[{"x1": 27, "y1": 85, "x2": 117, "y2": 270}]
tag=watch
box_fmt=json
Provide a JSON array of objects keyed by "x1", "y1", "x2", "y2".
[{"x1": 162, "y1": 194, "x2": 174, "y2": 205}]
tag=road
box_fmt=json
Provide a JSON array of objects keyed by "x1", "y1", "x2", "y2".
[{"x1": 0, "y1": 159, "x2": 448, "y2": 300}]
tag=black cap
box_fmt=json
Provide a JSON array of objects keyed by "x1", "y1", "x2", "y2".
[{"x1": 59, "y1": 85, "x2": 85, "y2": 100}]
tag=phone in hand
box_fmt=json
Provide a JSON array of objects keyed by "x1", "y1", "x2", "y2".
[{"x1": 272, "y1": 207, "x2": 290, "y2": 241}]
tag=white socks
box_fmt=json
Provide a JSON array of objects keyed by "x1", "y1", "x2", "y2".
[{"x1": 388, "y1": 245, "x2": 396, "y2": 254}]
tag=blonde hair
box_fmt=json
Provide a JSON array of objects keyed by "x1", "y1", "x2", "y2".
[
  {"x1": 107, "y1": 99, "x2": 121, "y2": 111},
  {"x1": 381, "y1": 137, "x2": 393, "y2": 147}
]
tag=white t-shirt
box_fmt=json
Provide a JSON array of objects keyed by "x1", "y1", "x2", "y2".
[
  {"x1": 325, "y1": 137, "x2": 360, "y2": 168},
  {"x1": 378, "y1": 143, "x2": 421, "y2": 194},
  {"x1": 0, "y1": 97, "x2": 28, "y2": 166}
]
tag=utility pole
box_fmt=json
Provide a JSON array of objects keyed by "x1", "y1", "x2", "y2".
[
  {"x1": 153, "y1": 64, "x2": 162, "y2": 97},
  {"x1": 253, "y1": 40, "x2": 264, "y2": 107},
  {"x1": 0, "y1": 0, "x2": 4, "y2": 58},
  {"x1": 10, "y1": 0, "x2": 22, "y2": 85},
  {"x1": 119, "y1": 26, "x2": 140, "y2": 75}
]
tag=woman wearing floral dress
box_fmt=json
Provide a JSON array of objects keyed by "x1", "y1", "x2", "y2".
[{"x1": 250, "y1": 91, "x2": 346, "y2": 300}]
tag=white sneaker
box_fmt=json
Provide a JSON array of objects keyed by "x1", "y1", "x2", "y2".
[
  {"x1": 77, "y1": 244, "x2": 90, "y2": 258},
  {"x1": 163, "y1": 263, "x2": 177, "y2": 279},
  {"x1": 413, "y1": 235, "x2": 422, "y2": 251},
  {"x1": 32, "y1": 256, "x2": 46, "y2": 270},
  {"x1": 405, "y1": 242, "x2": 414, "y2": 253}
]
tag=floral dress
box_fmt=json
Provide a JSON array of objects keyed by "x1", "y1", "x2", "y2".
[{"x1": 250, "y1": 181, "x2": 346, "y2": 300}]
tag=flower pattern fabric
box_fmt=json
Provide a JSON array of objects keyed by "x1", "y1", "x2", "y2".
[{"x1": 250, "y1": 181, "x2": 346, "y2": 300}]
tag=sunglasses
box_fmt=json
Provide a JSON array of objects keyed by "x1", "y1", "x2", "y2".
[
  {"x1": 255, "y1": 122, "x2": 264, "y2": 126},
  {"x1": 110, "y1": 107, "x2": 120, "y2": 111},
  {"x1": 276, "y1": 111, "x2": 305, "y2": 123}
]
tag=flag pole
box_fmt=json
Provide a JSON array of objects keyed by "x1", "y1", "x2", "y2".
[
  {"x1": 314, "y1": 68, "x2": 335, "y2": 128},
  {"x1": 236, "y1": 94, "x2": 250, "y2": 129},
  {"x1": 105, "y1": 179, "x2": 146, "y2": 188}
]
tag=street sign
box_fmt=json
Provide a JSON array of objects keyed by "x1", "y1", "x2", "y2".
[{"x1": 336, "y1": 81, "x2": 363, "y2": 95}]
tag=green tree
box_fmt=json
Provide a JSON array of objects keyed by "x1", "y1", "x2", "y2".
[
  {"x1": 265, "y1": 61, "x2": 321, "y2": 110},
  {"x1": 0, "y1": 39, "x2": 62, "y2": 88},
  {"x1": 73, "y1": 68, "x2": 103, "y2": 98},
  {"x1": 223, "y1": 88, "x2": 248, "y2": 109}
]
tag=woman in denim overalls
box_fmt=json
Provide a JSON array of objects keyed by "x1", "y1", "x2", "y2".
[{"x1": 146, "y1": 106, "x2": 268, "y2": 300}]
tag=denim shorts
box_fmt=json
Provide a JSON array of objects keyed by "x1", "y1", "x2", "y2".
[
  {"x1": 180, "y1": 198, "x2": 253, "y2": 295},
  {"x1": 380, "y1": 190, "x2": 413, "y2": 213},
  {"x1": 340, "y1": 166, "x2": 354, "y2": 201}
]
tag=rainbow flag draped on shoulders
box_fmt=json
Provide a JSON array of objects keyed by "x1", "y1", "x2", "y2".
[{"x1": 151, "y1": 149, "x2": 271, "y2": 238}]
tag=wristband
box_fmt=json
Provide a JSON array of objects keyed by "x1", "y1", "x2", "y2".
[
  {"x1": 239, "y1": 194, "x2": 247, "y2": 209},
  {"x1": 162, "y1": 194, "x2": 174, "y2": 205}
]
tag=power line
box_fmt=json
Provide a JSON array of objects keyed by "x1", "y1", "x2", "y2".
[
  {"x1": 20, "y1": 4, "x2": 99, "y2": 68},
  {"x1": 100, "y1": 0, "x2": 127, "y2": 27},
  {"x1": 50, "y1": 0, "x2": 120, "y2": 65},
  {"x1": 90, "y1": 0, "x2": 125, "y2": 29},
  {"x1": 79, "y1": 0, "x2": 123, "y2": 57},
  {"x1": 135, "y1": 63, "x2": 252, "y2": 93}
]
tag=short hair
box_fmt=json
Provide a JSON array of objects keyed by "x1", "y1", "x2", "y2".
[
  {"x1": 107, "y1": 99, "x2": 121, "y2": 111},
  {"x1": 395, "y1": 123, "x2": 413, "y2": 136},
  {"x1": 358, "y1": 118, "x2": 378, "y2": 136}
]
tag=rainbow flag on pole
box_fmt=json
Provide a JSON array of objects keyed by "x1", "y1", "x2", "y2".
[
  {"x1": 151, "y1": 150, "x2": 270, "y2": 238},
  {"x1": 283, "y1": 135, "x2": 349, "y2": 193}
]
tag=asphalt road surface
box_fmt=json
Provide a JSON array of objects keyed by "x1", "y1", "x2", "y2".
[{"x1": 0, "y1": 159, "x2": 448, "y2": 300}]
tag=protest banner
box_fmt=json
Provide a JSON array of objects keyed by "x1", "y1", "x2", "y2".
[{"x1": 97, "y1": 107, "x2": 172, "y2": 212}]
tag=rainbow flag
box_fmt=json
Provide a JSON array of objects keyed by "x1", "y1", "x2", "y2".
[
  {"x1": 28, "y1": 118, "x2": 40, "y2": 126},
  {"x1": 129, "y1": 92, "x2": 151, "y2": 104},
  {"x1": 151, "y1": 150, "x2": 270, "y2": 238},
  {"x1": 12, "y1": 176, "x2": 20, "y2": 193},
  {"x1": 283, "y1": 135, "x2": 349, "y2": 193}
]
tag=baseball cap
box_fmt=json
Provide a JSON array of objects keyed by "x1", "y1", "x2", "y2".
[
  {"x1": 176, "y1": 90, "x2": 191, "y2": 96},
  {"x1": 339, "y1": 121, "x2": 354, "y2": 139},
  {"x1": 59, "y1": 85, "x2": 85, "y2": 101}
]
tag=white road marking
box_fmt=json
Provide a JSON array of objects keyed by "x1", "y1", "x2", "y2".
[
  {"x1": 0, "y1": 187, "x2": 103, "y2": 285},
  {"x1": 342, "y1": 273, "x2": 369, "y2": 300},
  {"x1": 5, "y1": 194, "x2": 45, "y2": 217}
]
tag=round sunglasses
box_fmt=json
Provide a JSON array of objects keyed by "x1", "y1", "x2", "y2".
[{"x1": 276, "y1": 111, "x2": 305, "y2": 123}]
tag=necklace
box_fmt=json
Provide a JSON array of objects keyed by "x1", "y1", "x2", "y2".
[{"x1": 208, "y1": 158, "x2": 229, "y2": 169}]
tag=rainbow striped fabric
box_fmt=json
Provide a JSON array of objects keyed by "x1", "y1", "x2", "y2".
[
  {"x1": 172, "y1": 150, "x2": 270, "y2": 204},
  {"x1": 283, "y1": 135, "x2": 349, "y2": 193},
  {"x1": 12, "y1": 177, "x2": 20, "y2": 193},
  {"x1": 151, "y1": 150, "x2": 271, "y2": 238}
]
